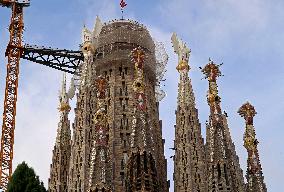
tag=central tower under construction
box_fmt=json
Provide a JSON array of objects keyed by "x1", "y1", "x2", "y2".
[{"x1": 49, "y1": 18, "x2": 169, "y2": 192}]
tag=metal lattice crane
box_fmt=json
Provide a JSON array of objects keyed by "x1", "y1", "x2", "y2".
[
  {"x1": 0, "y1": 0, "x2": 29, "y2": 190},
  {"x1": 0, "y1": 1, "x2": 84, "y2": 190}
]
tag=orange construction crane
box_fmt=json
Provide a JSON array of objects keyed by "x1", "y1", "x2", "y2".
[{"x1": 0, "y1": 0, "x2": 30, "y2": 190}]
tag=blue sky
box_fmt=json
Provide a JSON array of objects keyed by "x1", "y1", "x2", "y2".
[{"x1": 0, "y1": 0, "x2": 283, "y2": 191}]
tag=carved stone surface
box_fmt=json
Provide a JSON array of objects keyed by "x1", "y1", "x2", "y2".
[{"x1": 174, "y1": 71, "x2": 208, "y2": 192}]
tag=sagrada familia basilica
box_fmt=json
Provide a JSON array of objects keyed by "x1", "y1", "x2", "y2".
[{"x1": 47, "y1": 17, "x2": 267, "y2": 192}]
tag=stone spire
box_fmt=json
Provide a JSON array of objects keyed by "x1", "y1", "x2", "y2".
[
  {"x1": 48, "y1": 73, "x2": 71, "y2": 192},
  {"x1": 238, "y1": 102, "x2": 267, "y2": 192},
  {"x1": 126, "y1": 47, "x2": 159, "y2": 192},
  {"x1": 88, "y1": 76, "x2": 112, "y2": 192},
  {"x1": 202, "y1": 60, "x2": 245, "y2": 192},
  {"x1": 67, "y1": 25, "x2": 97, "y2": 191},
  {"x1": 171, "y1": 33, "x2": 207, "y2": 192}
]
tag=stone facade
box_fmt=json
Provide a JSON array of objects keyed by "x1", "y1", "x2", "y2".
[{"x1": 48, "y1": 20, "x2": 266, "y2": 192}]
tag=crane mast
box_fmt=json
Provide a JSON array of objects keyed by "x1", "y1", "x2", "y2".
[
  {"x1": 0, "y1": 0, "x2": 29, "y2": 190},
  {"x1": 0, "y1": 1, "x2": 83, "y2": 190}
]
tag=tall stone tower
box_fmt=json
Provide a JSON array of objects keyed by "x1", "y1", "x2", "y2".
[
  {"x1": 171, "y1": 33, "x2": 208, "y2": 192},
  {"x1": 48, "y1": 18, "x2": 268, "y2": 192},
  {"x1": 48, "y1": 74, "x2": 72, "y2": 192},
  {"x1": 238, "y1": 102, "x2": 267, "y2": 192},
  {"x1": 51, "y1": 18, "x2": 169, "y2": 192},
  {"x1": 201, "y1": 60, "x2": 245, "y2": 192}
]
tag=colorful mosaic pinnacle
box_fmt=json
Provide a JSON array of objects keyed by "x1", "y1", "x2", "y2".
[
  {"x1": 201, "y1": 59, "x2": 223, "y2": 82},
  {"x1": 201, "y1": 59, "x2": 224, "y2": 113},
  {"x1": 238, "y1": 102, "x2": 257, "y2": 125},
  {"x1": 238, "y1": 102, "x2": 267, "y2": 192}
]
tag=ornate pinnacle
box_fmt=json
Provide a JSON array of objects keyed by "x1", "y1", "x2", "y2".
[
  {"x1": 239, "y1": 102, "x2": 258, "y2": 151},
  {"x1": 239, "y1": 103, "x2": 267, "y2": 191},
  {"x1": 201, "y1": 59, "x2": 222, "y2": 82},
  {"x1": 238, "y1": 102, "x2": 257, "y2": 125},
  {"x1": 201, "y1": 59, "x2": 223, "y2": 107},
  {"x1": 58, "y1": 73, "x2": 71, "y2": 112},
  {"x1": 171, "y1": 33, "x2": 191, "y2": 72},
  {"x1": 58, "y1": 102, "x2": 71, "y2": 112}
]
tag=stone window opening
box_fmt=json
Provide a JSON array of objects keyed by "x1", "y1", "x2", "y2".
[
  {"x1": 123, "y1": 140, "x2": 127, "y2": 148},
  {"x1": 123, "y1": 114, "x2": 127, "y2": 126},
  {"x1": 217, "y1": 163, "x2": 221, "y2": 180},
  {"x1": 125, "y1": 86, "x2": 128, "y2": 96},
  {"x1": 121, "y1": 159, "x2": 125, "y2": 169},
  {"x1": 108, "y1": 89, "x2": 110, "y2": 97},
  {"x1": 224, "y1": 164, "x2": 229, "y2": 185},
  {"x1": 119, "y1": 67, "x2": 122, "y2": 76},
  {"x1": 122, "y1": 81, "x2": 126, "y2": 90},
  {"x1": 126, "y1": 118, "x2": 129, "y2": 130},
  {"x1": 120, "y1": 119, "x2": 123, "y2": 129},
  {"x1": 120, "y1": 172, "x2": 125, "y2": 185}
]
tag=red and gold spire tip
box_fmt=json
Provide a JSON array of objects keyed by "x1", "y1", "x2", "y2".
[
  {"x1": 201, "y1": 59, "x2": 223, "y2": 82},
  {"x1": 238, "y1": 102, "x2": 257, "y2": 125}
]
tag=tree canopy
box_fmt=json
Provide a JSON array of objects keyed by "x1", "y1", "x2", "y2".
[{"x1": 7, "y1": 161, "x2": 46, "y2": 192}]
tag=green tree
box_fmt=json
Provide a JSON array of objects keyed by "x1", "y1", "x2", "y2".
[{"x1": 7, "y1": 161, "x2": 46, "y2": 192}]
